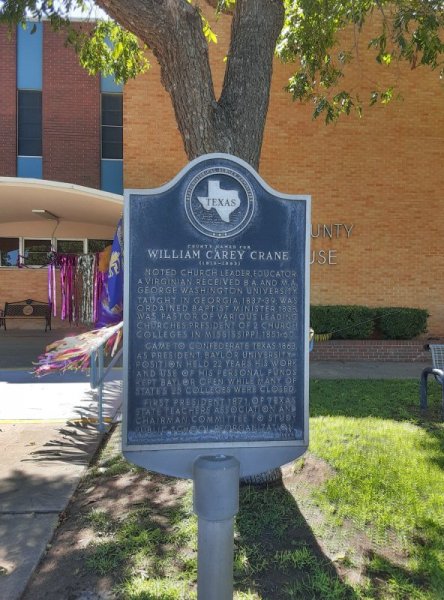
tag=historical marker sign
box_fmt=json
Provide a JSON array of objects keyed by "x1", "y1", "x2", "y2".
[{"x1": 123, "y1": 154, "x2": 310, "y2": 478}]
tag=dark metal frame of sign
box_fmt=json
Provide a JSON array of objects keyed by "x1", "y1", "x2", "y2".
[{"x1": 123, "y1": 153, "x2": 310, "y2": 479}]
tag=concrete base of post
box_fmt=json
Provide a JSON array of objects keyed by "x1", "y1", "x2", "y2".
[{"x1": 193, "y1": 455, "x2": 240, "y2": 600}]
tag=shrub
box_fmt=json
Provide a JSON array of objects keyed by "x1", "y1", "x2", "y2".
[
  {"x1": 376, "y1": 307, "x2": 429, "y2": 339},
  {"x1": 310, "y1": 305, "x2": 375, "y2": 340}
]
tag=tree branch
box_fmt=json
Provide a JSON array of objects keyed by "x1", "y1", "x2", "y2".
[
  {"x1": 219, "y1": 0, "x2": 285, "y2": 168},
  {"x1": 94, "y1": 0, "x2": 285, "y2": 166},
  {"x1": 96, "y1": 0, "x2": 219, "y2": 158}
]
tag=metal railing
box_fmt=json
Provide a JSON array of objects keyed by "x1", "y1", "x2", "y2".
[
  {"x1": 89, "y1": 323, "x2": 123, "y2": 431},
  {"x1": 420, "y1": 344, "x2": 444, "y2": 419}
]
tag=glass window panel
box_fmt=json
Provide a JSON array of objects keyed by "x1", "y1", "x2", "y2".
[
  {"x1": 18, "y1": 91, "x2": 42, "y2": 109},
  {"x1": 17, "y1": 90, "x2": 42, "y2": 156},
  {"x1": 102, "y1": 127, "x2": 123, "y2": 158},
  {"x1": 88, "y1": 239, "x2": 113, "y2": 253},
  {"x1": 56, "y1": 240, "x2": 84, "y2": 254},
  {"x1": 102, "y1": 93, "x2": 122, "y2": 110},
  {"x1": 101, "y1": 92, "x2": 123, "y2": 159},
  {"x1": 102, "y1": 108, "x2": 122, "y2": 126},
  {"x1": 24, "y1": 239, "x2": 51, "y2": 266},
  {"x1": 18, "y1": 123, "x2": 41, "y2": 137},
  {"x1": 102, "y1": 94, "x2": 123, "y2": 126},
  {"x1": 102, "y1": 125, "x2": 123, "y2": 159},
  {"x1": 18, "y1": 118, "x2": 41, "y2": 133},
  {"x1": 102, "y1": 126, "x2": 123, "y2": 143},
  {"x1": 102, "y1": 142, "x2": 122, "y2": 159},
  {"x1": 21, "y1": 102, "x2": 40, "y2": 117},
  {"x1": 18, "y1": 138, "x2": 42, "y2": 156},
  {"x1": 0, "y1": 238, "x2": 20, "y2": 267}
]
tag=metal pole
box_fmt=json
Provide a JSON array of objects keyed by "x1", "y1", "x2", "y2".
[
  {"x1": 90, "y1": 350, "x2": 97, "y2": 390},
  {"x1": 441, "y1": 383, "x2": 444, "y2": 421},
  {"x1": 193, "y1": 455, "x2": 240, "y2": 600},
  {"x1": 97, "y1": 345, "x2": 105, "y2": 432},
  {"x1": 419, "y1": 367, "x2": 433, "y2": 410}
]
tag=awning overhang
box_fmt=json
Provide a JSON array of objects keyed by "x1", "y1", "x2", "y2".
[{"x1": 0, "y1": 177, "x2": 123, "y2": 227}]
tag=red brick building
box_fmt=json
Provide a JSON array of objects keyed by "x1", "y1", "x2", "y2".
[{"x1": 0, "y1": 21, "x2": 123, "y2": 328}]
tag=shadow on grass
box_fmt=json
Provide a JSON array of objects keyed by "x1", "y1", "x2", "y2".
[
  {"x1": 410, "y1": 519, "x2": 444, "y2": 593},
  {"x1": 309, "y1": 379, "x2": 444, "y2": 598},
  {"x1": 17, "y1": 464, "x2": 444, "y2": 600},
  {"x1": 364, "y1": 527, "x2": 444, "y2": 599},
  {"x1": 20, "y1": 468, "x2": 361, "y2": 600},
  {"x1": 21, "y1": 465, "x2": 195, "y2": 600},
  {"x1": 235, "y1": 483, "x2": 359, "y2": 599}
]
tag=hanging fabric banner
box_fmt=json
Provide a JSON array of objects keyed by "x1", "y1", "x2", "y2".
[
  {"x1": 76, "y1": 254, "x2": 96, "y2": 325},
  {"x1": 96, "y1": 218, "x2": 123, "y2": 327},
  {"x1": 60, "y1": 255, "x2": 77, "y2": 323}
]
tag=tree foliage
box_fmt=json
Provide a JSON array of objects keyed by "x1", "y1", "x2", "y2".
[
  {"x1": 278, "y1": 0, "x2": 444, "y2": 121},
  {"x1": 1, "y1": 0, "x2": 443, "y2": 124},
  {"x1": 0, "y1": 0, "x2": 149, "y2": 81}
]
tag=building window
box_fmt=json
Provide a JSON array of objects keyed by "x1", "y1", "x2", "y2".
[
  {"x1": 23, "y1": 239, "x2": 51, "y2": 266},
  {"x1": 17, "y1": 90, "x2": 42, "y2": 156},
  {"x1": 0, "y1": 238, "x2": 20, "y2": 267},
  {"x1": 88, "y1": 239, "x2": 113, "y2": 253},
  {"x1": 56, "y1": 240, "x2": 86, "y2": 254},
  {"x1": 101, "y1": 93, "x2": 123, "y2": 159},
  {"x1": 1, "y1": 238, "x2": 115, "y2": 267}
]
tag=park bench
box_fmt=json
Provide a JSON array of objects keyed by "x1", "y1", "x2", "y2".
[
  {"x1": 2, "y1": 299, "x2": 52, "y2": 332},
  {"x1": 420, "y1": 344, "x2": 444, "y2": 419}
]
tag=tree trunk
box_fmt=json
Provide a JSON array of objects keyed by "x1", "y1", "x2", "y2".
[
  {"x1": 95, "y1": 0, "x2": 284, "y2": 170},
  {"x1": 219, "y1": 0, "x2": 285, "y2": 168},
  {"x1": 97, "y1": 0, "x2": 285, "y2": 484}
]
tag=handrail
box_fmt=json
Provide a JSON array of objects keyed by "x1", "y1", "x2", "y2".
[
  {"x1": 420, "y1": 352, "x2": 444, "y2": 421},
  {"x1": 89, "y1": 322, "x2": 123, "y2": 431}
]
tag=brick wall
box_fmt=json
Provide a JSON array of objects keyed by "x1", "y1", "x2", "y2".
[
  {"x1": 0, "y1": 27, "x2": 16, "y2": 176},
  {"x1": 42, "y1": 23, "x2": 100, "y2": 188},
  {"x1": 0, "y1": 269, "x2": 89, "y2": 330},
  {"x1": 123, "y1": 12, "x2": 444, "y2": 335},
  {"x1": 310, "y1": 340, "x2": 434, "y2": 362}
]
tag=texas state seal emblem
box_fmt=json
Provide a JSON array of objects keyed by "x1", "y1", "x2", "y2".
[{"x1": 184, "y1": 166, "x2": 255, "y2": 239}]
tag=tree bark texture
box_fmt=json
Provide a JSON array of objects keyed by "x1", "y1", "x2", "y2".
[
  {"x1": 95, "y1": 0, "x2": 285, "y2": 169},
  {"x1": 97, "y1": 0, "x2": 285, "y2": 485}
]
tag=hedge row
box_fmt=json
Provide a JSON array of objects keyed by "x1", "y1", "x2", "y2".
[{"x1": 310, "y1": 305, "x2": 429, "y2": 340}]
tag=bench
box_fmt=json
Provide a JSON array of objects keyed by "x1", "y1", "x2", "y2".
[
  {"x1": 2, "y1": 299, "x2": 52, "y2": 332},
  {"x1": 420, "y1": 344, "x2": 444, "y2": 419}
]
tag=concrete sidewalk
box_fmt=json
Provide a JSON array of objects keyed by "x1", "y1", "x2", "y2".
[
  {"x1": 310, "y1": 360, "x2": 429, "y2": 379},
  {"x1": 0, "y1": 368, "x2": 122, "y2": 600},
  {"x1": 0, "y1": 328, "x2": 89, "y2": 371}
]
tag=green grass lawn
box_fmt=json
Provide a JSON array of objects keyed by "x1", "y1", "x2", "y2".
[
  {"x1": 309, "y1": 380, "x2": 444, "y2": 599},
  {"x1": 82, "y1": 379, "x2": 444, "y2": 599}
]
